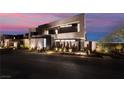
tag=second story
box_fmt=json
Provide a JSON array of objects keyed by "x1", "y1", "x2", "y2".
[{"x1": 36, "y1": 14, "x2": 85, "y2": 40}]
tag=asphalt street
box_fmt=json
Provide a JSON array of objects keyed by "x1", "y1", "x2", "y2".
[{"x1": 0, "y1": 50, "x2": 124, "y2": 79}]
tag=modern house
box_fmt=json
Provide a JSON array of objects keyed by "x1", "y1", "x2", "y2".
[
  {"x1": 1, "y1": 14, "x2": 97, "y2": 53},
  {"x1": 29, "y1": 14, "x2": 86, "y2": 52}
]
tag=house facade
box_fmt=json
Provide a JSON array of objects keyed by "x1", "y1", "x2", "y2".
[{"x1": 30, "y1": 14, "x2": 86, "y2": 52}]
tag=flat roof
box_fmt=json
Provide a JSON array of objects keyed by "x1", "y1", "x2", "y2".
[{"x1": 37, "y1": 14, "x2": 84, "y2": 29}]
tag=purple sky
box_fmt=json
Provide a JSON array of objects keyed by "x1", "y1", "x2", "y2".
[
  {"x1": 0, "y1": 13, "x2": 124, "y2": 41},
  {"x1": 86, "y1": 13, "x2": 124, "y2": 40},
  {"x1": 0, "y1": 13, "x2": 78, "y2": 34}
]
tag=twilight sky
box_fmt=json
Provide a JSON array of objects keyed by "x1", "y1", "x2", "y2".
[
  {"x1": 86, "y1": 13, "x2": 124, "y2": 41},
  {"x1": 0, "y1": 13, "x2": 78, "y2": 34},
  {"x1": 0, "y1": 13, "x2": 124, "y2": 41}
]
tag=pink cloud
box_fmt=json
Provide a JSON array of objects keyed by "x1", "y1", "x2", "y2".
[
  {"x1": 0, "y1": 13, "x2": 78, "y2": 34},
  {"x1": 0, "y1": 24, "x2": 31, "y2": 29}
]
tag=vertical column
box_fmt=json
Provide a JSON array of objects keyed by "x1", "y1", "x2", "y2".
[
  {"x1": 77, "y1": 23, "x2": 80, "y2": 32},
  {"x1": 55, "y1": 29, "x2": 58, "y2": 39},
  {"x1": 43, "y1": 38, "x2": 46, "y2": 48}
]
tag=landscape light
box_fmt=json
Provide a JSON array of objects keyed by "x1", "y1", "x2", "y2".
[
  {"x1": 104, "y1": 48, "x2": 109, "y2": 53},
  {"x1": 46, "y1": 51, "x2": 55, "y2": 54},
  {"x1": 55, "y1": 48, "x2": 58, "y2": 51},
  {"x1": 96, "y1": 46, "x2": 102, "y2": 52},
  {"x1": 69, "y1": 49, "x2": 72, "y2": 53},
  {"x1": 59, "y1": 48, "x2": 62, "y2": 52},
  {"x1": 75, "y1": 52, "x2": 87, "y2": 55},
  {"x1": 116, "y1": 45, "x2": 122, "y2": 50}
]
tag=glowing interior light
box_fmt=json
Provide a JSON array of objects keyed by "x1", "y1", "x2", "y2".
[
  {"x1": 60, "y1": 24, "x2": 72, "y2": 28},
  {"x1": 55, "y1": 29, "x2": 58, "y2": 34},
  {"x1": 55, "y1": 40, "x2": 60, "y2": 42},
  {"x1": 70, "y1": 40, "x2": 75, "y2": 42},
  {"x1": 14, "y1": 42, "x2": 18, "y2": 48},
  {"x1": 44, "y1": 30, "x2": 49, "y2": 35}
]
